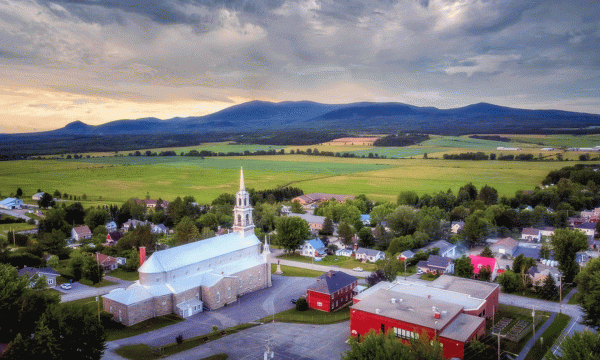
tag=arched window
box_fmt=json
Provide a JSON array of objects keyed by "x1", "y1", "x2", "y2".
[
  {"x1": 238, "y1": 198, "x2": 241, "y2": 206},
  {"x1": 228, "y1": 287, "x2": 231, "y2": 298},
  {"x1": 246, "y1": 214, "x2": 250, "y2": 225},
  {"x1": 217, "y1": 291, "x2": 220, "y2": 302},
  {"x1": 237, "y1": 214, "x2": 241, "y2": 225},
  {"x1": 244, "y1": 198, "x2": 247, "y2": 206}
]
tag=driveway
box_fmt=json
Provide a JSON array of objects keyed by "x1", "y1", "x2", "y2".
[
  {"x1": 0, "y1": 208, "x2": 32, "y2": 221},
  {"x1": 102, "y1": 275, "x2": 315, "y2": 359},
  {"x1": 60, "y1": 275, "x2": 135, "y2": 303}
]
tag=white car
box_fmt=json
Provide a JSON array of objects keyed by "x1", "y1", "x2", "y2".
[
  {"x1": 352, "y1": 267, "x2": 363, "y2": 272},
  {"x1": 60, "y1": 283, "x2": 72, "y2": 290}
]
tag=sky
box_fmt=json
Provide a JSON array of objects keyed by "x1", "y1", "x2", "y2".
[{"x1": 0, "y1": 0, "x2": 599, "y2": 133}]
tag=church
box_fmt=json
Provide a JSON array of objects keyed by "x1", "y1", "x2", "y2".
[{"x1": 103, "y1": 168, "x2": 272, "y2": 326}]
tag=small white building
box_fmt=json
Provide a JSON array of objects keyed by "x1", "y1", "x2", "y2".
[
  {"x1": 71, "y1": 225, "x2": 93, "y2": 241},
  {"x1": 32, "y1": 192, "x2": 45, "y2": 201},
  {"x1": 0, "y1": 197, "x2": 24, "y2": 210},
  {"x1": 301, "y1": 239, "x2": 327, "y2": 258},
  {"x1": 355, "y1": 248, "x2": 385, "y2": 262},
  {"x1": 105, "y1": 221, "x2": 118, "y2": 232},
  {"x1": 336, "y1": 248, "x2": 353, "y2": 257}
]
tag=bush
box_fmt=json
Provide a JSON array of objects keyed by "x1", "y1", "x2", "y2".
[
  {"x1": 295, "y1": 297, "x2": 309, "y2": 311},
  {"x1": 176, "y1": 334, "x2": 183, "y2": 345}
]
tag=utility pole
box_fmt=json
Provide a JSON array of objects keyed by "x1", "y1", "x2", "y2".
[
  {"x1": 559, "y1": 274, "x2": 563, "y2": 314},
  {"x1": 491, "y1": 332, "x2": 506, "y2": 360},
  {"x1": 532, "y1": 305, "x2": 536, "y2": 340}
]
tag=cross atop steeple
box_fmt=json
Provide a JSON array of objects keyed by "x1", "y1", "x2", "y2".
[{"x1": 240, "y1": 167, "x2": 245, "y2": 191}]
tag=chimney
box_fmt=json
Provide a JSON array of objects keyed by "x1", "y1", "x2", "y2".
[
  {"x1": 434, "y1": 312, "x2": 441, "y2": 319},
  {"x1": 139, "y1": 246, "x2": 146, "y2": 266}
]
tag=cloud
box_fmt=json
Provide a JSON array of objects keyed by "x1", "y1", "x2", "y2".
[{"x1": 445, "y1": 54, "x2": 522, "y2": 76}]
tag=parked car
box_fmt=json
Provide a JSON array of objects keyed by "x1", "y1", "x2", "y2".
[
  {"x1": 61, "y1": 283, "x2": 72, "y2": 290},
  {"x1": 353, "y1": 267, "x2": 363, "y2": 272},
  {"x1": 290, "y1": 298, "x2": 297, "y2": 304}
]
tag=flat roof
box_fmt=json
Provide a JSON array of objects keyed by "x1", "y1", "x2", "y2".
[
  {"x1": 388, "y1": 278, "x2": 485, "y2": 311},
  {"x1": 430, "y1": 275, "x2": 499, "y2": 300},
  {"x1": 352, "y1": 289, "x2": 463, "y2": 331},
  {"x1": 439, "y1": 313, "x2": 485, "y2": 342}
]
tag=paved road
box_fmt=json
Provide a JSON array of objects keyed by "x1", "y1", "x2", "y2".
[
  {"x1": 60, "y1": 276, "x2": 135, "y2": 303},
  {"x1": 102, "y1": 275, "x2": 314, "y2": 360},
  {"x1": 0, "y1": 208, "x2": 32, "y2": 221}
]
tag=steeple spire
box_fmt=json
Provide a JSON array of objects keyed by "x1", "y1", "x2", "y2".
[{"x1": 240, "y1": 167, "x2": 245, "y2": 191}]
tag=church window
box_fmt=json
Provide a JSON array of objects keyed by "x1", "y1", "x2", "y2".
[
  {"x1": 244, "y1": 198, "x2": 247, "y2": 206},
  {"x1": 228, "y1": 287, "x2": 231, "y2": 298},
  {"x1": 237, "y1": 215, "x2": 241, "y2": 225},
  {"x1": 258, "y1": 271, "x2": 261, "y2": 281},
  {"x1": 239, "y1": 278, "x2": 243, "y2": 288},
  {"x1": 238, "y1": 198, "x2": 241, "y2": 206},
  {"x1": 216, "y1": 292, "x2": 220, "y2": 302},
  {"x1": 246, "y1": 214, "x2": 250, "y2": 225},
  {"x1": 249, "y1": 275, "x2": 252, "y2": 284}
]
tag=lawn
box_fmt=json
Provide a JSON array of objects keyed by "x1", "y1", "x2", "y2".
[
  {"x1": 567, "y1": 292, "x2": 580, "y2": 305},
  {"x1": 509, "y1": 285, "x2": 574, "y2": 303},
  {"x1": 260, "y1": 305, "x2": 351, "y2": 324},
  {"x1": 79, "y1": 278, "x2": 116, "y2": 288},
  {"x1": 0, "y1": 222, "x2": 36, "y2": 239},
  {"x1": 489, "y1": 304, "x2": 551, "y2": 356},
  {"x1": 270, "y1": 263, "x2": 323, "y2": 277},
  {"x1": 115, "y1": 323, "x2": 257, "y2": 359},
  {"x1": 507, "y1": 134, "x2": 600, "y2": 148},
  {"x1": 108, "y1": 268, "x2": 140, "y2": 281},
  {"x1": 60, "y1": 295, "x2": 104, "y2": 311},
  {"x1": 419, "y1": 273, "x2": 440, "y2": 281},
  {"x1": 106, "y1": 314, "x2": 184, "y2": 341},
  {"x1": 277, "y1": 253, "x2": 378, "y2": 271}
]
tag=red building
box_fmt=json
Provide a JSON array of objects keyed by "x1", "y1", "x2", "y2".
[
  {"x1": 350, "y1": 275, "x2": 499, "y2": 359},
  {"x1": 306, "y1": 270, "x2": 358, "y2": 312}
]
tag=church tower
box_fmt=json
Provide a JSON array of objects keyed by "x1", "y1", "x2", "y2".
[{"x1": 233, "y1": 167, "x2": 254, "y2": 237}]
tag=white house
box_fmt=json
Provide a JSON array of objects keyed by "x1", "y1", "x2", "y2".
[
  {"x1": 32, "y1": 192, "x2": 45, "y2": 201},
  {"x1": 355, "y1": 248, "x2": 385, "y2": 262},
  {"x1": 422, "y1": 240, "x2": 457, "y2": 259},
  {"x1": 573, "y1": 223, "x2": 596, "y2": 237},
  {"x1": 0, "y1": 197, "x2": 24, "y2": 210},
  {"x1": 151, "y1": 224, "x2": 168, "y2": 234},
  {"x1": 521, "y1": 228, "x2": 541, "y2": 242},
  {"x1": 71, "y1": 225, "x2": 92, "y2": 241},
  {"x1": 301, "y1": 239, "x2": 327, "y2": 258},
  {"x1": 336, "y1": 248, "x2": 353, "y2": 257},
  {"x1": 539, "y1": 227, "x2": 555, "y2": 238}
]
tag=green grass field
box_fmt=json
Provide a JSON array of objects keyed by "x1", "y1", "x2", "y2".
[
  {"x1": 277, "y1": 253, "x2": 378, "y2": 271},
  {"x1": 507, "y1": 134, "x2": 600, "y2": 148},
  {"x1": 270, "y1": 264, "x2": 323, "y2": 277},
  {"x1": 261, "y1": 305, "x2": 350, "y2": 324}
]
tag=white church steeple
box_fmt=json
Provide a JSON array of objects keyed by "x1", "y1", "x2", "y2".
[{"x1": 233, "y1": 167, "x2": 254, "y2": 237}]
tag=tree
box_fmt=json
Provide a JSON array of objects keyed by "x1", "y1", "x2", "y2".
[
  {"x1": 38, "y1": 192, "x2": 55, "y2": 209},
  {"x1": 337, "y1": 222, "x2": 354, "y2": 246},
  {"x1": 386, "y1": 205, "x2": 418, "y2": 236},
  {"x1": 497, "y1": 270, "x2": 522, "y2": 293},
  {"x1": 551, "y1": 228, "x2": 588, "y2": 283},
  {"x1": 397, "y1": 191, "x2": 419, "y2": 206},
  {"x1": 83, "y1": 256, "x2": 103, "y2": 284},
  {"x1": 65, "y1": 203, "x2": 85, "y2": 226},
  {"x1": 47, "y1": 255, "x2": 59, "y2": 268},
  {"x1": 38, "y1": 208, "x2": 70, "y2": 236},
  {"x1": 275, "y1": 216, "x2": 310, "y2": 253},
  {"x1": 387, "y1": 235, "x2": 414, "y2": 257},
  {"x1": 320, "y1": 217, "x2": 334, "y2": 236},
  {"x1": 84, "y1": 208, "x2": 109, "y2": 230},
  {"x1": 295, "y1": 297, "x2": 308, "y2": 311},
  {"x1": 540, "y1": 273, "x2": 557, "y2": 300},
  {"x1": 479, "y1": 246, "x2": 494, "y2": 258},
  {"x1": 540, "y1": 241, "x2": 551, "y2": 260},
  {"x1": 70, "y1": 256, "x2": 84, "y2": 281},
  {"x1": 477, "y1": 185, "x2": 498, "y2": 205},
  {"x1": 478, "y1": 265, "x2": 492, "y2": 281},
  {"x1": 375, "y1": 259, "x2": 401, "y2": 281},
  {"x1": 341, "y1": 329, "x2": 444, "y2": 360},
  {"x1": 16, "y1": 188, "x2": 23, "y2": 198},
  {"x1": 463, "y1": 212, "x2": 486, "y2": 247},
  {"x1": 546, "y1": 331, "x2": 600, "y2": 360},
  {"x1": 575, "y1": 257, "x2": 600, "y2": 331},
  {"x1": 358, "y1": 227, "x2": 375, "y2": 248},
  {"x1": 454, "y1": 255, "x2": 474, "y2": 278},
  {"x1": 38, "y1": 230, "x2": 67, "y2": 256},
  {"x1": 173, "y1": 217, "x2": 200, "y2": 245},
  {"x1": 290, "y1": 200, "x2": 305, "y2": 214}
]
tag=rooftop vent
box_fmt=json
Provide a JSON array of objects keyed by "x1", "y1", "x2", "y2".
[
  {"x1": 399, "y1": 298, "x2": 404, "y2": 302},
  {"x1": 375, "y1": 308, "x2": 381, "y2": 314},
  {"x1": 391, "y1": 298, "x2": 397, "y2": 304}
]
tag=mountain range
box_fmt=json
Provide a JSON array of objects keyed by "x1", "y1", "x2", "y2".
[{"x1": 13, "y1": 100, "x2": 600, "y2": 137}]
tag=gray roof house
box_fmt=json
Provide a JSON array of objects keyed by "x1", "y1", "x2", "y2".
[
  {"x1": 417, "y1": 255, "x2": 454, "y2": 275},
  {"x1": 18, "y1": 267, "x2": 60, "y2": 288},
  {"x1": 422, "y1": 240, "x2": 457, "y2": 258},
  {"x1": 355, "y1": 248, "x2": 385, "y2": 262}
]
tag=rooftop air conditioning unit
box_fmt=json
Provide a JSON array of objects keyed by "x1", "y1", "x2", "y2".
[{"x1": 391, "y1": 298, "x2": 397, "y2": 304}]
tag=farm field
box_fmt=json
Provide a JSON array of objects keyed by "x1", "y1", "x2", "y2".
[{"x1": 506, "y1": 134, "x2": 600, "y2": 148}]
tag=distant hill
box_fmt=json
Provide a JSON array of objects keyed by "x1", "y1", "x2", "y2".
[{"x1": 2, "y1": 100, "x2": 600, "y2": 156}]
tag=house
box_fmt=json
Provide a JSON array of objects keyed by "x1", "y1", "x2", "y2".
[
  {"x1": 336, "y1": 248, "x2": 353, "y2": 257},
  {"x1": 95, "y1": 253, "x2": 119, "y2": 272},
  {"x1": 103, "y1": 168, "x2": 271, "y2": 326},
  {"x1": 301, "y1": 239, "x2": 327, "y2": 258},
  {"x1": 588, "y1": 237, "x2": 600, "y2": 250},
  {"x1": 360, "y1": 214, "x2": 371, "y2": 226},
  {"x1": 280, "y1": 205, "x2": 291, "y2": 216},
  {"x1": 32, "y1": 192, "x2": 45, "y2": 201},
  {"x1": 105, "y1": 221, "x2": 118, "y2": 232},
  {"x1": 291, "y1": 193, "x2": 355, "y2": 205},
  {"x1": 355, "y1": 248, "x2": 385, "y2": 262},
  {"x1": 451, "y1": 221, "x2": 465, "y2": 234},
  {"x1": 421, "y1": 240, "x2": 457, "y2": 258},
  {"x1": 490, "y1": 237, "x2": 519, "y2": 256},
  {"x1": 123, "y1": 219, "x2": 148, "y2": 232},
  {"x1": 18, "y1": 267, "x2": 60, "y2": 288},
  {"x1": 351, "y1": 276, "x2": 499, "y2": 359},
  {"x1": 573, "y1": 222, "x2": 596, "y2": 237},
  {"x1": 71, "y1": 225, "x2": 92, "y2": 241},
  {"x1": 287, "y1": 213, "x2": 326, "y2": 232},
  {"x1": 143, "y1": 199, "x2": 170, "y2": 209},
  {"x1": 539, "y1": 227, "x2": 555, "y2": 238},
  {"x1": 151, "y1": 224, "x2": 168, "y2": 235},
  {"x1": 469, "y1": 255, "x2": 499, "y2": 281},
  {"x1": 521, "y1": 228, "x2": 541, "y2": 242},
  {"x1": 416, "y1": 255, "x2": 454, "y2": 275},
  {"x1": 527, "y1": 266, "x2": 553, "y2": 286},
  {"x1": 568, "y1": 217, "x2": 586, "y2": 227},
  {"x1": 306, "y1": 270, "x2": 358, "y2": 312},
  {"x1": 397, "y1": 250, "x2": 415, "y2": 261},
  {"x1": 513, "y1": 245, "x2": 544, "y2": 260},
  {"x1": 0, "y1": 197, "x2": 24, "y2": 210}
]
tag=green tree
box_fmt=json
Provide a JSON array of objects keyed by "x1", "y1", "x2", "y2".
[
  {"x1": 386, "y1": 205, "x2": 418, "y2": 236},
  {"x1": 575, "y1": 257, "x2": 600, "y2": 331},
  {"x1": 16, "y1": 188, "x2": 23, "y2": 198},
  {"x1": 320, "y1": 217, "x2": 334, "y2": 236},
  {"x1": 454, "y1": 255, "x2": 474, "y2": 278},
  {"x1": 65, "y1": 203, "x2": 85, "y2": 226},
  {"x1": 540, "y1": 241, "x2": 551, "y2": 259},
  {"x1": 375, "y1": 259, "x2": 401, "y2": 281},
  {"x1": 38, "y1": 229, "x2": 67, "y2": 256},
  {"x1": 275, "y1": 216, "x2": 311, "y2": 253},
  {"x1": 83, "y1": 256, "x2": 103, "y2": 284},
  {"x1": 337, "y1": 222, "x2": 354, "y2": 246},
  {"x1": 497, "y1": 270, "x2": 522, "y2": 293},
  {"x1": 387, "y1": 235, "x2": 414, "y2": 257},
  {"x1": 70, "y1": 256, "x2": 84, "y2": 281},
  {"x1": 546, "y1": 331, "x2": 600, "y2": 360},
  {"x1": 370, "y1": 202, "x2": 396, "y2": 225},
  {"x1": 479, "y1": 246, "x2": 494, "y2": 258},
  {"x1": 295, "y1": 297, "x2": 308, "y2": 311},
  {"x1": 38, "y1": 208, "x2": 71, "y2": 236},
  {"x1": 478, "y1": 265, "x2": 492, "y2": 281},
  {"x1": 199, "y1": 227, "x2": 216, "y2": 240},
  {"x1": 551, "y1": 228, "x2": 588, "y2": 283},
  {"x1": 47, "y1": 255, "x2": 59, "y2": 268},
  {"x1": 173, "y1": 217, "x2": 201, "y2": 245},
  {"x1": 358, "y1": 227, "x2": 375, "y2": 248},
  {"x1": 477, "y1": 185, "x2": 498, "y2": 205},
  {"x1": 463, "y1": 212, "x2": 485, "y2": 247},
  {"x1": 397, "y1": 191, "x2": 419, "y2": 206},
  {"x1": 84, "y1": 208, "x2": 109, "y2": 231},
  {"x1": 540, "y1": 273, "x2": 557, "y2": 300},
  {"x1": 341, "y1": 329, "x2": 444, "y2": 360},
  {"x1": 290, "y1": 200, "x2": 305, "y2": 214},
  {"x1": 38, "y1": 192, "x2": 55, "y2": 209}
]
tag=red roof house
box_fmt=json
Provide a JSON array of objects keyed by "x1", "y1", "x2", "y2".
[
  {"x1": 95, "y1": 253, "x2": 118, "y2": 272},
  {"x1": 469, "y1": 255, "x2": 499, "y2": 281}
]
